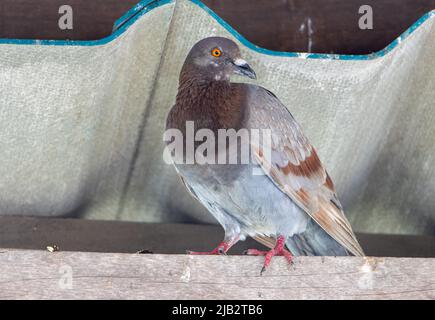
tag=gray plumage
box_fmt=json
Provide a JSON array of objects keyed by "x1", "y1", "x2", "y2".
[{"x1": 166, "y1": 37, "x2": 364, "y2": 257}]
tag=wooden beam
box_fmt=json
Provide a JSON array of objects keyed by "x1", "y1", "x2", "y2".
[
  {"x1": 1, "y1": 216, "x2": 434, "y2": 257},
  {"x1": 0, "y1": 0, "x2": 434, "y2": 54},
  {"x1": 0, "y1": 0, "x2": 138, "y2": 41},
  {"x1": 0, "y1": 249, "x2": 434, "y2": 299},
  {"x1": 203, "y1": 0, "x2": 435, "y2": 54}
]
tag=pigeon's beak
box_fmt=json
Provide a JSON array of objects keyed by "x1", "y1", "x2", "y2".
[{"x1": 232, "y1": 58, "x2": 256, "y2": 79}]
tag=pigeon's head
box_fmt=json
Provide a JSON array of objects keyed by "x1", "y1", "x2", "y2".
[{"x1": 182, "y1": 37, "x2": 256, "y2": 81}]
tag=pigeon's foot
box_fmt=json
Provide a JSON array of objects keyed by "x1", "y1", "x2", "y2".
[
  {"x1": 186, "y1": 241, "x2": 231, "y2": 255},
  {"x1": 244, "y1": 235, "x2": 293, "y2": 275}
]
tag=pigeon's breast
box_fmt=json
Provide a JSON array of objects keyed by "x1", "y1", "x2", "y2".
[{"x1": 175, "y1": 161, "x2": 310, "y2": 238}]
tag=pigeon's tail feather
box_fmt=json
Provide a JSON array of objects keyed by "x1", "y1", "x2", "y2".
[{"x1": 286, "y1": 219, "x2": 350, "y2": 256}]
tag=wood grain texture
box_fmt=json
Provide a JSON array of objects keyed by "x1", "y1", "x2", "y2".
[
  {"x1": 0, "y1": 249, "x2": 434, "y2": 299},
  {"x1": 203, "y1": 0, "x2": 435, "y2": 54},
  {"x1": 0, "y1": 0, "x2": 138, "y2": 41}
]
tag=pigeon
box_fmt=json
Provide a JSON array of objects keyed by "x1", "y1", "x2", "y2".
[{"x1": 165, "y1": 37, "x2": 364, "y2": 273}]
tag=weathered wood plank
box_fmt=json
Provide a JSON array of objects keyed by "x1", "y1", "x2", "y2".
[
  {"x1": 0, "y1": 0, "x2": 138, "y2": 41},
  {"x1": 1, "y1": 216, "x2": 435, "y2": 257},
  {"x1": 204, "y1": 0, "x2": 435, "y2": 54},
  {"x1": 0, "y1": 249, "x2": 434, "y2": 299}
]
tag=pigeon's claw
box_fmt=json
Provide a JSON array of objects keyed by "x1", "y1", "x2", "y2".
[
  {"x1": 187, "y1": 241, "x2": 230, "y2": 255},
  {"x1": 244, "y1": 235, "x2": 293, "y2": 275}
]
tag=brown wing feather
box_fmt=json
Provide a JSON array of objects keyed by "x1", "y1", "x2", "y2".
[
  {"x1": 246, "y1": 86, "x2": 364, "y2": 256},
  {"x1": 253, "y1": 144, "x2": 364, "y2": 256}
]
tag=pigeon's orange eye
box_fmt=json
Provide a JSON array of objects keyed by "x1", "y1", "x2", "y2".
[{"x1": 211, "y1": 48, "x2": 222, "y2": 57}]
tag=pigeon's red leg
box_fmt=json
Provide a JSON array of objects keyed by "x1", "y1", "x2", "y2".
[
  {"x1": 244, "y1": 235, "x2": 293, "y2": 274},
  {"x1": 187, "y1": 235, "x2": 239, "y2": 255}
]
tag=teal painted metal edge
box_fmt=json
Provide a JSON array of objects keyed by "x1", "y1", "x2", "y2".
[
  {"x1": 191, "y1": 0, "x2": 435, "y2": 61},
  {"x1": 0, "y1": 0, "x2": 432, "y2": 61},
  {"x1": 113, "y1": 0, "x2": 156, "y2": 32},
  {"x1": 0, "y1": 0, "x2": 173, "y2": 46}
]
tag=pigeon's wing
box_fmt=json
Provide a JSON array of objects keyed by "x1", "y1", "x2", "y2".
[
  {"x1": 173, "y1": 166, "x2": 202, "y2": 203},
  {"x1": 245, "y1": 85, "x2": 364, "y2": 256}
]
